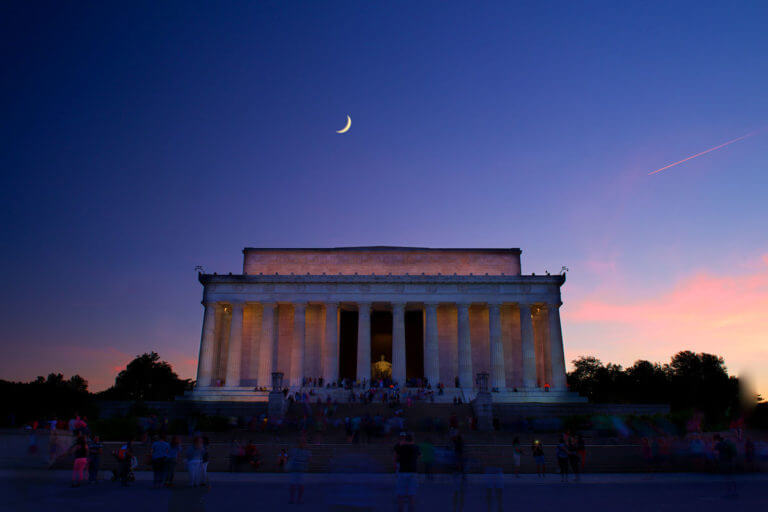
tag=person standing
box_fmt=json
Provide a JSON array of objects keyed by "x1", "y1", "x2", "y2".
[
  {"x1": 150, "y1": 435, "x2": 170, "y2": 488},
  {"x1": 165, "y1": 436, "x2": 181, "y2": 487},
  {"x1": 451, "y1": 431, "x2": 465, "y2": 475},
  {"x1": 87, "y1": 435, "x2": 102, "y2": 484},
  {"x1": 47, "y1": 429, "x2": 60, "y2": 469},
  {"x1": 278, "y1": 448, "x2": 289, "y2": 471},
  {"x1": 512, "y1": 437, "x2": 523, "y2": 478},
  {"x1": 576, "y1": 434, "x2": 586, "y2": 470},
  {"x1": 114, "y1": 440, "x2": 133, "y2": 486},
  {"x1": 393, "y1": 433, "x2": 421, "y2": 512},
  {"x1": 532, "y1": 440, "x2": 546, "y2": 477},
  {"x1": 70, "y1": 436, "x2": 89, "y2": 487},
  {"x1": 186, "y1": 437, "x2": 205, "y2": 487},
  {"x1": 418, "y1": 438, "x2": 435, "y2": 481},
  {"x1": 567, "y1": 435, "x2": 581, "y2": 482},
  {"x1": 556, "y1": 437, "x2": 569, "y2": 482},
  {"x1": 202, "y1": 436, "x2": 211, "y2": 487}
]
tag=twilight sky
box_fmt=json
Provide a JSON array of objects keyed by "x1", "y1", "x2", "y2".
[{"x1": 2, "y1": 2, "x2": 767, "y2": 395}]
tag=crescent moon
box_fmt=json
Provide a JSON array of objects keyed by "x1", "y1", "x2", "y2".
[{"x1": 336, "y1": 115, "x2": 351, "y2": 134}]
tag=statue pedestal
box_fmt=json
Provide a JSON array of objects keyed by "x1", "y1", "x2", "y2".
[
  {"x1": 472, "y1": 391, "x2": 494, "y2": 431},
  {"x1": 268, "y1": 371, "x2": 287, "y2": 421}
]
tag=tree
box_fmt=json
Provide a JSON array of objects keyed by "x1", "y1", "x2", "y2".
[
  {"x1": 568, "y1": 357, "x2": 629, "y2": 403},
  {"x1": 666, "y1": 351, "x2": 737, "y2": 425},
  {"x1": 625, "y1": 360, "x2": 669, "y2": 403},
  {"x1": 98, "y1": 352, "x2": 192, "y2": 401}
]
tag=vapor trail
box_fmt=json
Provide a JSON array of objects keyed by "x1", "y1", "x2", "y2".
[{"x1": 648, "y1": 131, "x2": 757, "y2": 175}]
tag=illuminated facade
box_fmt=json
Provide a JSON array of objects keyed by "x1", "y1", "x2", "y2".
[{"x1": 188, "y1": 247, "x2": 584, "y2": 403}]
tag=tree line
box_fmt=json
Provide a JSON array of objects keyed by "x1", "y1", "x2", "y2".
[
  {"x1": 1, "y1": 349, "x2": 763, "y2": 428},
  {"x1": 567, "y1": 350, "x2": 754, "y2": 427},
  {"x1": 0, "y1": 352, "x2": 192, "y2": 426}
]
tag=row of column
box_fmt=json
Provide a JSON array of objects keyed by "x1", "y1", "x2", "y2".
[{"x1": 196, "y1": 301, "x2": 567, "y2": 391}]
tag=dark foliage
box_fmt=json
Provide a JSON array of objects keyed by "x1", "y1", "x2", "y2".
[
  {"x1": 97, "y1": 352, "x2": 193, "y2": 401},
  {"x1": 1, "y1": 352, "x2": 192, "y2": 426},
  {"x1": 0, "y1": 373, "x2": 97, "y2": 426},
  {"x1": 567, "y1": 350, "x2": 743, "y2": 426}
]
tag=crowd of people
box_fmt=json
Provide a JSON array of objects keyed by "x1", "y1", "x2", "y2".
[
  {"x1": 639, "y1": 432, "x2": 762, "y2": 474},
  {"x1": 21, "y1": 406, "x2": 767, "y2": 503}
]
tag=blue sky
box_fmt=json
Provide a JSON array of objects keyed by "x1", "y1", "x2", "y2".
[{"x1": 1, "y1": 1, "x2": 767, "y2": 392}]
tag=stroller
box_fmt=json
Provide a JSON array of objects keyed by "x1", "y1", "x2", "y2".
[{"x1": 110, "y1": 447, "x2": 138, "y2": 483}]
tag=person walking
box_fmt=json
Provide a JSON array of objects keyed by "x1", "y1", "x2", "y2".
[
  {"x1": 393, "y1": 433, "x2": 421, "y2": 512},
  {"x1": 288, "y1": 438, "x2": 311, "y2": 504},
  {"x1": 70, "y1": 436, "x2": 89, "y2": 487}
]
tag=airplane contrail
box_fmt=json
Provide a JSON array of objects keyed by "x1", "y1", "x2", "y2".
[{"x1": 648, "y1": 131, "x2": 757, "y2": 175}]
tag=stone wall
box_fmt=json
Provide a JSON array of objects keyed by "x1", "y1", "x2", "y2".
[{"x1": 243, "y1": 247, "x2": 522, "y2": 276}]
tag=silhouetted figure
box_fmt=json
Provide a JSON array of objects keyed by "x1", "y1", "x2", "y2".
[{"x1": 556, "y1": 437, "x2": 569, "y2": 482}]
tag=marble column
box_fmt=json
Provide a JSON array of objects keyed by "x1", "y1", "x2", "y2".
[
  {"x1": 224, "y1": 301, "x2": 245, "y2": 387},
  {"x1": 519, "y1": 303, "x2": 537, "y2": 389},
  {"x1": 323, "y1": 302, "x2": 339, "y2": 385},
  {"x1": 488, "y1": 302, "x2": 505, "y2": 390},
  {"x1": 195, "y1": 301, "x2": 218, "y2": 388},
  {"x1": 391, "y1": 302, "x2": 406, "y2": 385},
  {"x1": 423, "y1": 303, "x2": 440, "y2": 386},
  {"x1": 548, "y1": 302, "x2": 568, "y2": 389},
  {"x1": 290, "y1": 302, "x2": 307, "y2": 387},
  {"x1": 457, "y1": 303, "x2": 473, "y2": 388},
  {"x1": 356, "y1": 302, "x2": 372, "y2": 383},
  {"x1": 257, "y1": 302, "x2": 276, "y2": 388}
]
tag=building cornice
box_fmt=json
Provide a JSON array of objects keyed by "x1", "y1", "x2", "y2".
[{"x1": 199, "y1": 273, "x2": 565, "y2": 286}]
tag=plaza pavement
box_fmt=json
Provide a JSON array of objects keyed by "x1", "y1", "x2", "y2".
[{"x1": 1, "y1": 470, "x2": 766, "y2": 512}]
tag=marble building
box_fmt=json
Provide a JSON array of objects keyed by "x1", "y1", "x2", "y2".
[{"x1": 188, "y1": 247, "x2": 584, "y2": 403}]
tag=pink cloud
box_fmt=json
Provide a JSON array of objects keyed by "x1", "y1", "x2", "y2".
[{"x1": 563, "y1": 253, "x2": 768, "y2": 396}]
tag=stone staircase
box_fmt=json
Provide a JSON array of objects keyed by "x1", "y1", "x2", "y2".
[{"x1": 38, "y1": 436, "x2": 651, "y2": 474}]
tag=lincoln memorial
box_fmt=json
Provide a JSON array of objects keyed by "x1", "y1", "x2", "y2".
[{"x1": 188, "y1": 247, "x2": 584, "y2": 403}]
